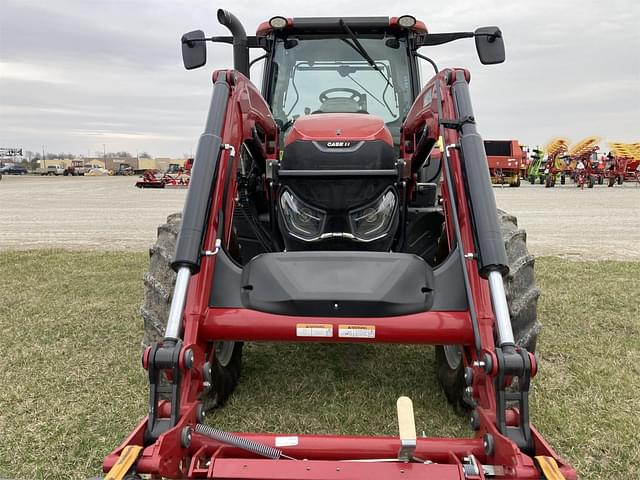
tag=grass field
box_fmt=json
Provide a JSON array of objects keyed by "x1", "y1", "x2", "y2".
[{"x1": 0, "y1": 251, "x2": 638, "y2": 479}]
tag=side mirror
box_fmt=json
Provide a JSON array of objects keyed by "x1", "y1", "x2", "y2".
[
  {"x1": 181, "y1": 30, "x2": 207, "y2": 70},
  {"x1": 474, "y1": 27, "x2": 505, "y2": 65}
]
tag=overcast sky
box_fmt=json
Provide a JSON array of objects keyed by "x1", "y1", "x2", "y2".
[{"x1": 1, "y1": 0, "x2": 638, "y2": 158}]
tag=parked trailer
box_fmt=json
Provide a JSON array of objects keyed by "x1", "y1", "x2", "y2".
[{"x1": 484, "y1": 140, "x2": 524, "y2": 187}]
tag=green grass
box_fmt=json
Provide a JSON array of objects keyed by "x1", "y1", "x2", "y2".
[{"x1": 0, "y1": 252, "x2": 638, "y2": 479}]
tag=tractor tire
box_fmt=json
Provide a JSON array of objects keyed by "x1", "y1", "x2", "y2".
[
  {"x1": 141, "y1": 213, "x2": 242, "y2": 410},
  {"x1": 509, "y1": 176, "x2": 521, "y2": 187},
  {"x1": 436, "y1": 210, "x2": 540, "y2": 411}
]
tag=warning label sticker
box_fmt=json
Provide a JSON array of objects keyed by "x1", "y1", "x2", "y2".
[
  {"x1": 296, "y1": 323, "x2": 333, "y2": 337},
  {"x1": 275, "y1": 436, "x2": 299, "y2": 447},
  {"x1": 338, "y1": 325, "x2": 376, "y2": 339}
]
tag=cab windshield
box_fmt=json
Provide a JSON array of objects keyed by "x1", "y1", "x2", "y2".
[{"x1": 268, "y1": 36, "x2": 413, "y2": 146}]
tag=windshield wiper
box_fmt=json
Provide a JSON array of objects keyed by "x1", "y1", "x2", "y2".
[{"x1": 339, "y1": 19, "x2": 393, "y2": 89}]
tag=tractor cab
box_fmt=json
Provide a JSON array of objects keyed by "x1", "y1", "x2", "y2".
[{"x1": 262, "y1": 22, "x2": 421, "y2": 147}]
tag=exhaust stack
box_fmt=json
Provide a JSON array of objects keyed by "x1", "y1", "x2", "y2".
[{"x1": 217, "y1": 9, "x2": 250, "y2": 78}]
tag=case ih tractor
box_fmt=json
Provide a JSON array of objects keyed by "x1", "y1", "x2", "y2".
[{"x1": 101, "y1": 10, "x2": 576, "y2": 479}]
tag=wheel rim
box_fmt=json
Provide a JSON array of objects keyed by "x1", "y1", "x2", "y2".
[
  {"x1": 214, "y1": 341, "x2": 235, "y2": 367},
  {"x1": 443, "y1": 345, "x2": 462, "y2": 370}
]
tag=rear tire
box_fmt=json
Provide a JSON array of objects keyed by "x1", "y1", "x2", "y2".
[
  {"x1": 436, "y1": 209, "x2": 540, "y2": 411},
  {"x1": 141, "y1": 213, "x2": 242, "y2": 409}
]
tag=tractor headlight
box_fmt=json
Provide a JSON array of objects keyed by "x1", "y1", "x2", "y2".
[
  {"x1": 349, "y1": 189, "x2": 397, "y2": 242},
  {"x1": 279, "y1": 190, "x2": 326, "y2": 241}
]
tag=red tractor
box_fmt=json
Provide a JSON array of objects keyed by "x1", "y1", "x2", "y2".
[{"x1": 101, "y1": 10, "x2": 575, "y2": 479}]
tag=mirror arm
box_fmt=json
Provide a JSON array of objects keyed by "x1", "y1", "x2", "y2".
[
  {"x1": 474, "y1": 32, "x2": 502, "y2": 43},
  {"x1": 182, "y1": 36, "x2": 267, "y2": 48},
  {"x1": 416, "y1": 31, "x2": 474, "y2": 47}
]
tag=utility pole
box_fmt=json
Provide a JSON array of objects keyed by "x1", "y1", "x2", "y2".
[{"x1": 42, "y1": 145, "x2": 45, "y2": 169}]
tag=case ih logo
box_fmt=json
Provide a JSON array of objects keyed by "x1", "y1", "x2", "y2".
[{"x1": 326, "y1": 141, "x2": 351, "y2": 148}]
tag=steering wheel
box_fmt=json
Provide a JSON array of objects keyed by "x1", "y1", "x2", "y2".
[{"x1": 319, "y1": 87, "x2": 363, "y2": 104}]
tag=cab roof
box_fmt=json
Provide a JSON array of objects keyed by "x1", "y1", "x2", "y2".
[{"x1": 256, "y1": 16, "x2": 427, "y2": 37}]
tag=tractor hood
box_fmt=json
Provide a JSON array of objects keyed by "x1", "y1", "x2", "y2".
[
  {"x1": 284, "y1": 113, "x2": 393, "y2": 147},
  {"x1": 282, "y1": 113, "x2": 395, "y2": 171}
]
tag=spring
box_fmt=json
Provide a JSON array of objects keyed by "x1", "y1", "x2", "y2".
[{"x1": 194, "y1": 424, "x2": 282, "y2": 459}]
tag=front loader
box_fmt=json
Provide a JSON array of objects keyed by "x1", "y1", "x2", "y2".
[{"x1": 101, "y1": 10, "x2": 576, "y2": 479}]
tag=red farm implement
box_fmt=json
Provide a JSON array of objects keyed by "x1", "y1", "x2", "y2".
[
  {"x1": 566, "y1": 137, "x2": 602, "y2": 189},
  {"x1": 100, "y1": 10, "x2": 576, "y2": 480},
  {"x1": 135, "y1": 159, "x2": 194, "y2": 189},
  {"x1": 540, "y1": 138, "x2": 568, "y2": 187},
  {"x1": 607, "y1": 142, "x2": 640, "y2": 186},
  {"x1": 484, "y1": 140, "x2": 525, "y2": 187}
]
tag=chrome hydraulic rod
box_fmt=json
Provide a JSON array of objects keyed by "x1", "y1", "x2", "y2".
[
  {"x1": 488, "y1": 270, "x2": 515, "y2": 346},
  {"x1": 164, "y1": 267, "x2": 191, "y2": 340}
]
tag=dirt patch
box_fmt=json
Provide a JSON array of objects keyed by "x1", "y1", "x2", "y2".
[
  {"x1": 494, "y1": 182, "x2": 640, "y2": 260},
  {"x1": 0, "y1": 175, "x2": 186, "y2": 251},
  {"x1": 1, "y1": 175, "x2": 638, "y2": 259}
]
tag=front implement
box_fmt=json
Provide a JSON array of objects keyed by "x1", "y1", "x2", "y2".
[{"x1": 101, "y1": 10, "x2": 576, "y2": 480}]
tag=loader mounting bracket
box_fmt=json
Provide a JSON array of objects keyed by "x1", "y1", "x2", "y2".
[
  {"x1": 494, "y1": 346, "x2": 534, "y2": 454},
  {"x1": 441, "y1": 115, "x2": 476, "y2": 130},
  {"x1": 145, "y1": 340, "x2": 183, "y2": 445}
]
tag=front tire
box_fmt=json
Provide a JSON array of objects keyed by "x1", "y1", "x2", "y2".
[
  {"x1": 436, "y1": 209, "x2": 540, "y2": 410},
  {"x1": 141, "y1": 213, "x2": 242, "y2": 409}
]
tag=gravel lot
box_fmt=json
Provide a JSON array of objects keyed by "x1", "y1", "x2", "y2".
[{"x1": 1, "y1": 175, "x2": 638, "y2": 259}]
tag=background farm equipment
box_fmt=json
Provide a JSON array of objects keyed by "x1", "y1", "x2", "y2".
[
  {"x1": 135, "y1": 159, "x2": 193, "y2": 189},
  {"x1": 607, "y1": 142, "x2": 640, "y2": 186},
  {"x1": 566, "y1": 136, "x2": 602, "y2": 188},
  {"x1": 484, "y1": 140, "x2": 525, "y2": 187},
  {"x1": 114, "y1": 163, "x2": 135, "y2": 176},
  {"x1": 526, "y1": 146, "x2": 545, "y2": 184},
  {"x1": 540, "y1": 138, "x2": 569, "y2": 187},
  {"x1": 135, "y1": 169, "x2": 165, "y2": 188},
  {"x1": 102, "y1": 10, "x2": 576, "y2": 480}
]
